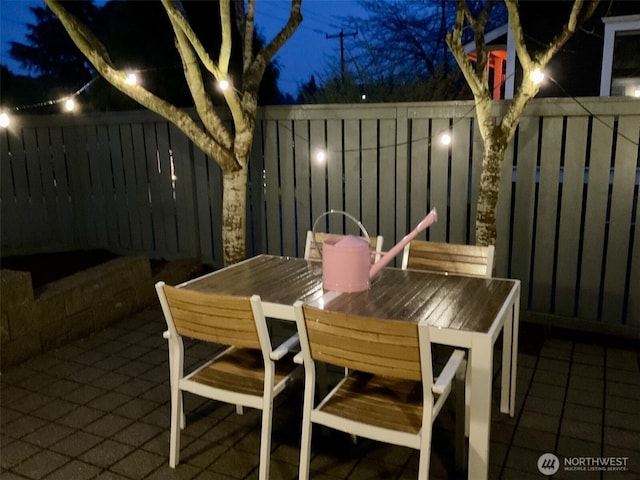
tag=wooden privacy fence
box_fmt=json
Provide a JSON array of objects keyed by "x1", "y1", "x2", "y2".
[{"x1": 1, "y1": 97, "x2": 639, "y2": 336}]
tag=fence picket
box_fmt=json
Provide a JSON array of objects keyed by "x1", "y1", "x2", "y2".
[
  {"x1": 449, "y1": 118, "x2": 472, "y2": 245},
  {"x1": 119, "y1": 124, "x2": 142, "y2": 250},
  {"x1": 361, "y1": 119, "x2": 378, "y2": 235},
  {"x1": 344, "y1": 119, "x2": 361, "y2": 235},
  {"x1": 409, "y1": 118, "x2": 430, "y2": 240},
  {"x1": 602, "y1": 115, "x2": 639, "y2": 322},
  {"x1": 326, "y1": 119, "x2": 344, "y2": 236},
  {"x1": 264, "y1": 119, "x2": 281, "y2": 255},
  {"x1": 49, "y1": 127, "x2": 74, "y2": 247},
  {"x1": 378, "y1": 118, "x2": 396, "y2": 248},
  {"x1": 278, "y1": 120, "x2": 297, "y2": 255},
  {"x1": 0, "y1": 130, "x2": 19, "y2": 248},
  {"x1": 579, "y1": 116, "x2": 615, "y2": 320},
  {"x1": 22, "y1": 128, "x2": 48, "y2": 246},
  {"x1": 555, "y1": 116, "x2": 589, "y2": 317},
  {"x1": 532, "y1": 116, "x2": 563, "y2": 313},
  {"x1": 430, "y1": 118, "x2": 450, "y2": 242},
  {"x1": 130, "y1": 123, "x2": 154, "y2": 253},
  {"x1": 169, "y1": 123, "x2": 197, "y2": 257},
  {"x1": 511, "y1": 117, "x2": 540, "y2": 308},
  {"x1": 293, "y1": 119, "x2": 312, "y2": 246}
]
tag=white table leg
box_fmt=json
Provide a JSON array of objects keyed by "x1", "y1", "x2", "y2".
[
  {"x1": 468, "y1": 335, "x2": 493, "y2": 480},
  {"x1": 500, "y1": 304, "x2": 513, "y2": 415},
  {"x1": 510, "y1": 293, "x2": 520, "y2": 416}
]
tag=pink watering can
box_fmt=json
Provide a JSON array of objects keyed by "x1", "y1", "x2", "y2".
[{"x1": 314, "y1": 208, "x2": 438, "y2": 292}]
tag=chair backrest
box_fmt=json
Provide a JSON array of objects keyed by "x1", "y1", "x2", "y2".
[
  {"x1": 304, "y1": 231, "x2": 384, "y2": 263},
  {"x1": 297, "y1": 304, "x2": 432, "y2": 384},
  {"x1": 159, "y1": 284, "x2": 262, "y2": 351},
  {"x1": 401, "y1": 240, "x2": 495, "y2": 278}
]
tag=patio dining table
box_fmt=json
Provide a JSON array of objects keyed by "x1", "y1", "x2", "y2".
[{"x1": 179, "y1": 254, "x2": 521, "y2": 480}]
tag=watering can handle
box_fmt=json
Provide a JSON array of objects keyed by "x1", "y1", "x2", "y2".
[{"x1": 311, "y1": 210, "x2": 370, "y2": 259}]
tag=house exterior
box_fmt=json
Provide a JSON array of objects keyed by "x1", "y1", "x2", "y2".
[
  {"x1": 465, "y1": 10, "x2": 640, "y2": 100},
  {"x1": 600, "y1": 14, "x2": 640, "y2": 97}
]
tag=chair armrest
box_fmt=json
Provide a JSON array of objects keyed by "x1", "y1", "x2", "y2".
[
  {"x1": 433, "y1": 349, "x2": 466, "y2": 395},
  {"x1": 293, "y1": 351, "x2": 304, "y2": 365},
  {"x1": 270, "y1": 333, "x2": 300, "y2": 361}
]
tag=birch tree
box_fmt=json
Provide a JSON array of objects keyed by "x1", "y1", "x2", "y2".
[
  {"x1": 43, "y1": 0, "x2": 302, "y2": 265},
  {"x1": 446, "y1": 0, "x2": 599, "y2": 246}
]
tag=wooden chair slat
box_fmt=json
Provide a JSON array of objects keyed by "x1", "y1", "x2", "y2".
[
  {"x1": 164, "y1": 285, "x2": 260, "y2": 349},
  {"x1": 303, "y1": 307, "x2": 417, "y2": 338},
  {"x1": 302, "y1": 305, "x2": 420, "y2": 380},
  {"x1": 404, "y1": 240, "x2": 494, "y2": 278},
  {"x1": 321, "y1": 373, "x2": 423, "y2": 433}
]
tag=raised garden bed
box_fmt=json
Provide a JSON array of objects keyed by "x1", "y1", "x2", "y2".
[{"x1": 1, "y1": 250, "x2": 201, "y2": 367}]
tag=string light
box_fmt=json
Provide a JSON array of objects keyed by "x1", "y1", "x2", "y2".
[
  {"x1": 440, "y1": 133, "x2": 452, "y2": 145},
  {"x1": 0, "y1": 75, "x2": 100, "y2": 127},
  {"x1": 218, "y1": 79, "x2": 230, "y2": 91},
  {"x1": 125, "y1": 72, "x2": 138, "y2": 85},
  {"x1": 315, "y1": 150, "x2": 327, "y2": 163},
  {"x1": 531, "y1": 69, "x2": 545, "y2": 85}
]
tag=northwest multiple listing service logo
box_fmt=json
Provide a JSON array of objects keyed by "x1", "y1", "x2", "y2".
[
  {"x1": 538, "y1": 453, "x2": 560, "y2": 475},
  {"x1": 537, "y1": 453, "x2": 630, "y2": 476}
]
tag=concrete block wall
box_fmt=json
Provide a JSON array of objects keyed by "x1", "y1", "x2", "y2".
[{"x1": 1, "y1": 256, "x2": 202, "y2": 368}]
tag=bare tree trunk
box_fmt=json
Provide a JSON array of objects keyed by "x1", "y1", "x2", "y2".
[
  {"x1": 476, "y1": 134, "x2": 507, "y2": 246},
  {"x1": 447, "y1": 0, "x2": 599, "y2": 247},
  {"x1": 222, "y1": 168, "x2": 248, "y2": 265}
]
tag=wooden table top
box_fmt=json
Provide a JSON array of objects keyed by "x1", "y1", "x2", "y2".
[
  {"x1": 317, "y1": 266, "x2": 518, "y2": 334},
  {"x1": 182, "y1": 254, "x2": 519, "y2": 334},
  {"x1": 182, "y1": 255, "x2": 325, "y2": 305}
]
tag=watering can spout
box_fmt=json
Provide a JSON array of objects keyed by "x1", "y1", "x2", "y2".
[{"x1": 369, "y1": 208, "x2": 438, "y2": 279}]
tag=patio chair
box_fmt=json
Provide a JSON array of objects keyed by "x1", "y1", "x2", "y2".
[
  {"x1": 401, "y1": 240, "x2": 494, "y2": 442},
  {"x1": 155, "y1": 282, "x2": 302, "y2": 479},
  {"x1": 401, "y1": 240, "x2": 495, "y2": 277},
  {"x1": 293, "y1": 301, "x2": 467, "y2": 480},
  {"x1": 304, "y1": 231, "x2": 384, "y2": 263}
]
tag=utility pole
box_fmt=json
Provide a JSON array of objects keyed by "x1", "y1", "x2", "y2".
[{"x1": 326, "y1": 29, "x2": 357, "y2": 82}]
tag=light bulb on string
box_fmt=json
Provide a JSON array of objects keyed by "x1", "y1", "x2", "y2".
[
  {"x1": 440, "y1": 133, "x2": 452, "y2": 146},
  {"x1": 218, "y1": 79, "x2": 230, "y2": 91},
  {"x1": 64, "y1": 98, "x2": 75, "y2": 112},
  {"x1": 315, "y1": 149, "x2": 327, "y2": 163},
  {"x1": 531, "y1": 69, "x2": 545, "y2": 85},
  {"x1": 0, "y1": 112, "x2": 10, "y2": 128},
  {"x1": 125, "y1": 72, "x2": 138, "y2": 85}
]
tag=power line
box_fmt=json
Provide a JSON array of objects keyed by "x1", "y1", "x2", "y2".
[{"x1": 325, "y1": 29, "x2": 357, "y2": 82}]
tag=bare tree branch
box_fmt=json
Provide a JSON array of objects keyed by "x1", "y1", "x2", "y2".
[
  {"x1": 162, "y1": 3, "x2": 233, "y2": 149},
  {"x1": 243, "y1": 0, "x2": 255, "y2": 74},
  {"x1": 218, "y1": 0, "x2": 232, "y2": 74},
  {"x1": 160, "y1": 0, "x2": 245, "y2": 134},
  {"x1": 43, "y1": 0, "x2": 238, "y2": 171},
  {"x1": 445, "y1": 0, "x2": 486, "y2": 95},
  {"x1": 248, "y1": 0, "x2": 301, "y2": 80}
]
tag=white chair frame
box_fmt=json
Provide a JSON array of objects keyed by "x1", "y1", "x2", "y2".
[
  {"x1": 293, "y1": 301, "x2": 467, "y2": 480},
  {"x1": 156, "y1": 282, "x2": 301, "y2": 480}
]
